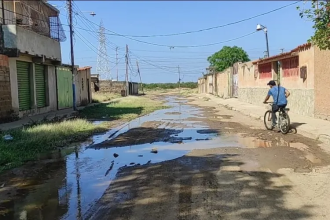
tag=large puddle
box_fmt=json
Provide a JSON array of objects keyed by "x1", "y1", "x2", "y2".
[{"x1": 0, "y1": 96, "x2": 320, "y2": 220}]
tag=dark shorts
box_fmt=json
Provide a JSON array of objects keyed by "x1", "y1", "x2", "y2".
[{"x1": 272, "y1": 104, "x2": 287, "y2": 113}]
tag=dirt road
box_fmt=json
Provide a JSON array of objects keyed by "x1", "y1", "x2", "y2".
[
  {"x1": 87, "y1": 94, "x2": 330, "y2": 220},
  {"x1": 1, "y1": 93, "x2": 330, "y2": 220}
]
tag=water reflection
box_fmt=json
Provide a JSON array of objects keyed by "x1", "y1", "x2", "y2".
[{"x1": 2, "y1": 96, "x2": 316, "y2": 220}]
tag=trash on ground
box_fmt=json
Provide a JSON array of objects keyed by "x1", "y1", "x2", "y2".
[{"x1": 3, "y1": 134, "x2": 13, "y2": 141}]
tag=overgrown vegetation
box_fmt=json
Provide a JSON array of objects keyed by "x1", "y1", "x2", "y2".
[
  {"x1": 142, "y1": 82, "x2": 197, "y2": 90},
  {"x1": 207, "y1": 46, "x2": 250, "y2": 72},
  {"x1": 297, "y1": 1, "x2": 330, "y2": 50},
  {"x1": 0, "y1": 119, "x2": 108, "y2": 171},
  {"x1": 0, "y1": 96, "x2": 167, "y2": 172},
  {"x1": 80, "y1": 96, "x2": 167, "y2": 120},
  {"x1": 92, "y1": 92, "x2": 121, "y2": 103}
]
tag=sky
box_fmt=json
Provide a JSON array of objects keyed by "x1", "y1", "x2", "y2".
[{"x1": 51, "y1": 1, "x2": 314, "y2": 83}]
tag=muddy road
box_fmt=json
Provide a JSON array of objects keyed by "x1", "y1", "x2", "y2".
[{"x1": 1, "y1": 94, "x2": 330, "y2": 220}]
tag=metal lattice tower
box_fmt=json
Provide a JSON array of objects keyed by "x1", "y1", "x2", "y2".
[{"x1": 96, "y1": 20, "x2": 111, "y2": 80}]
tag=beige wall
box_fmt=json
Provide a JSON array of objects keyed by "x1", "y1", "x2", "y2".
[
  {"x1": 237, "y1": 48, "x2": 316, "y2": 117},
  {"x1": 215, "y1": 67, "x2": 232, "y2": 98},
  {"x1": 75, "y1": 68, "x2": 92, "y2": 107},
  {"x1": 280, "y1": 47, "x2": 314, "y2": 89},
  {"x1": 314, "y1": 47, "x2": 330, "y2": 120},
  {"x1": 9, "y1": 55, "x2": 57, "y2": 117}
]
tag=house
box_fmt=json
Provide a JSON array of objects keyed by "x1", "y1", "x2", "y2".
[
  {"x1": 0, "y1": 0, "x2": 66, "y2": 120},
  {"x1": 237, "y1": 43, "x2": 330, "y2": 120},
  {"x1": 197, "y1": 43, "x2": 330, "y2": 121},
  {"x1": 76, "y1": 66, "x2": 92, "y2": 106}
]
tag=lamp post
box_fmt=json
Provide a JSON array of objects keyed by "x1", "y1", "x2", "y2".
[
  {"x1": 80, "y1": 11, "x2": 96, "y2": 16},
  {"x1": 256, "y1": 24, "x2": 270, "y2": 58}
]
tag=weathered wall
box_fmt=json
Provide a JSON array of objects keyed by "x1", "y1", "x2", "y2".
[
  {"x1": 215, "y1": 67, "x2": 232, "y2": 98},
  {"x1": 314, "y1": 47, "x2": 330, "y2": 120},
  {"x1": 198, "y1": 78, "x2": 206, "y2": 94},
  {"x1": 206, "y1": 74, "x2": 214, "y2": 94},
  {"x1": 0, "y1": 54, "x2": 14, "y2": 122},
  {"x1": 280, "y1": 47, "x2": 314, "y2": 89},
  {"x1": 99, "y1": 80, "x2": 126, "y2": 94},
  {"x1": 238, "y1": 50, "x2": 315, "y2": 117},
  {"x1": 76, "y1": 68, "x2": 92, "y2": 106},
  {"x1": 3, "y1": 25, "x2": 61, "y2": 61},
  {"x1": 8, "y1": 55, "x2": 57, "y2": 117}
]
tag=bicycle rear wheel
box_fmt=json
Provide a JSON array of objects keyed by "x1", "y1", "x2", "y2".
[
  {"x1": 264, "y1": 110, "x2": 274, "y2": 130},
  {"x1": 279, "y1": 112, "x2": 291, "y2": 134}
]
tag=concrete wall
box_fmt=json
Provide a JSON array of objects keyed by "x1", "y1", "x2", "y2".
[
  {"x1": 8, "y1": 55, "x2": 57, "y2": 117},
  {"x1": 75, "y1": 68, "x2": 92, "y2": 107},
  {"x1": 99, "y1": 80, "x2": 126, "y2": 94},
  {"x1": 206, "y1": 74, "x2": 214, "y2": 94},
  {"x1": 215, "y1": 67, "x2": 232, "y2": 98},
  {"x1": 314, "y1": 47, "x2": 330, "y2": 120},
  {"x1": 3, "y1": 25, "x2": 61, "y2": 61},
  {"x1": 0, "y1": 54, "x2": 14, "y2": 122},
  {"x1": 237, "y1": 47, "x2": 316, "y2": 117}
]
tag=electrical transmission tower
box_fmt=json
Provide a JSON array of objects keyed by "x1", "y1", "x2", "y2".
[{"x1": 96, "y1": 20, "x2": 111, "y2": 80}]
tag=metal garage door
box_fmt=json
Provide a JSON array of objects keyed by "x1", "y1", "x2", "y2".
[
  {"x1": 56, "y1": 66, "x2": 73, "y2": 109},
  {"x1": 16, "y1": 61, "x2": 31, "y2": 111},
  {"x1": 35, "y1": 64, "x2": 46, "y2": 108}
]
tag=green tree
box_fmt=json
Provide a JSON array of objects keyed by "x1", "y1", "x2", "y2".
[
  {"x1": 207, "y1": 46, "x2": 250, "y2": 72},
  {"x1": 297, "y1": 1, "x2": 330, "y2": 50}
]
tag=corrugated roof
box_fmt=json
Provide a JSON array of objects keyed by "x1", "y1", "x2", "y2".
[{"x1": 252, "y1": 43, "x2": 312, "y2": 64}]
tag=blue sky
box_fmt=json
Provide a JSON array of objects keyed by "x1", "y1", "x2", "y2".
[{"x1": 51, "y1": 1, "x2": 314, "y2": 83}]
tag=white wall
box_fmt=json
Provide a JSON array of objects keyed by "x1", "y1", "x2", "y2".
[{"x1": 3, "y1": 25, "x2": 61, "y2": 61}]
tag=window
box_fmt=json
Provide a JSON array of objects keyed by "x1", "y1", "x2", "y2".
[
  {"x1": 258, "y1": 63, "x2": 272, "y2": 79},
  {"x1": 282, "y1": 56, "x2": 299, "y2": 77}
]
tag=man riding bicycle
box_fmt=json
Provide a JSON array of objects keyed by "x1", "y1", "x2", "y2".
[{"x1": 263, "y1": 80, "x2": 290, "y2": 128}]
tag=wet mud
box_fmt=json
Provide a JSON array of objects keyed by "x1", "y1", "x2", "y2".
[{"x1": 1, "y1": 93, "x2": 330, "y2": 220}]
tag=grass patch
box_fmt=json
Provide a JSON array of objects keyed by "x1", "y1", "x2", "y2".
[
  {"x1": 92, "y1": 92, "x2": 121, "y2": 103},
  {"x1": 180, "y1": 88, "x2": 198, "y2": 97},
  {"x1": 0, "y1": 96, "x2": 167, "y2": 172},
  {"x1": 80, "y1": 96, "x2": 168, "y2": 120},
  {"x1": 0, "y1": 119, "x2": 109, "y2": 172}
]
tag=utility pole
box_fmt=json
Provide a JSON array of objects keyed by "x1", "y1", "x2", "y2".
[
  {"x1": 125, "y1": 45, "x2": 129, "y2": 96},
  {"x1": 280, "y1": 48, "x2": 284, "y2": 54},
  {"x1": 178, "y1": 65, "x2": 181, "y2": 94},
  {"x1": 116, "y1": 47, "x2": 119, "y2": 81},
  {"x1": 68, "y1": 0, "x2": 76, "y2": 110},
  {"x1": 1, "y1": 0, "x2": 5, "y2": 24},
  {"x1": 136, "y1": 60, "x2": 144, "y2": 95}
]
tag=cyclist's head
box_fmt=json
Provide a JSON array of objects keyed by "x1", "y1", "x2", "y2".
[{"x1": 267, "y1": 80, "x2": 276, "y2": 88}]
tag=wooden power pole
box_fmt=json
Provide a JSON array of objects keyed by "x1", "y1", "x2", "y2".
[
  {"x1": 125, "y1": 45, "x2": 129, "y2": 96},
  {"x1": 116, "y1": 47, "x2": 118, "y2": 81},
  {"x1": 178, "y1": 65, "x2": 181, "y2": 94},
  {"x1": 68, "y1": 0, "x2": 76, "y2": 110},
  {"x1": 136, "y1": 60, "x2": 144, "y2": 95}
]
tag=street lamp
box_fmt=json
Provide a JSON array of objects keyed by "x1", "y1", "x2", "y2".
[
  {"x1": 256, "y1": 24, "x2": 270, "y2": 58},
  {"x1": 81, "y1": 11, "x2": 96, "y2": 16}
]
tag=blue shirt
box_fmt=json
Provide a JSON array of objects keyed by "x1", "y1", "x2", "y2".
[{"x1": 268, "y1": 86, "x2": 287, "y2": 105}]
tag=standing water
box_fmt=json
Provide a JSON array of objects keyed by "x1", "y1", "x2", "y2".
[{"x1": 0, "y1": 96, "x2": 240, "y2": 220}]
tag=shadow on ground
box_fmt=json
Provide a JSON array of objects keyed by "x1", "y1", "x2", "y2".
[
  {"x1": 79, "y1": 102, "x2": 144, "y2": 120},
  {"x1": 87, "y1": 153, "x2": 313, "y2": 220}
]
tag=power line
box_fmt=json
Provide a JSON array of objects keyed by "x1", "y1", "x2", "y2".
[
  {"x1": 76, "y1": 1, "x2": 301, "y2": 38},
  {"x1": 73, "y1": 24, "x2": 258, "y2": 48}
]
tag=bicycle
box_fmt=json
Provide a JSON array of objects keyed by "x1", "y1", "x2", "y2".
[{"x1": 263, "y1": 102, "x2": 291, "y2": 134}]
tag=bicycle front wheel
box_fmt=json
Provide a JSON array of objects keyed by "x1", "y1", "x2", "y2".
[
  {"x1": 264, "y1": 110, "x2": 274, "y2": 130},
  {"x1": 279, "y1": 112, "x2": 291, "y2": 134}
]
